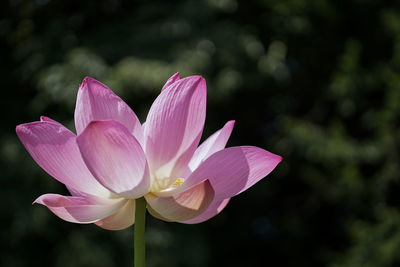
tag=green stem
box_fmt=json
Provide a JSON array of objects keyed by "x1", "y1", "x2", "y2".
[{"x1": 134, "y1": 197, "x2": 146, "y2": 267}]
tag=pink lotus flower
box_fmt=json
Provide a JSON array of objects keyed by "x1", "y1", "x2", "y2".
[{"x1": 16, "y1": 73, "x2": 282, "y2": 230}]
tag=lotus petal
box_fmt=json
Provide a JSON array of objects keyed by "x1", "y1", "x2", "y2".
[
  {"x1": 16, "y1": 121, "x2": 110, "y2": 197},
  {"x1": 74, "y1": 77, "x2": 144, "y2": 144},
  {"x1": 144, "y1": 76, "x2": 206, "y2": 191},
  {"x1": 145, "y1": 180, "x2": 214, "y2": 222},
  {"x1": 184, "y1": 120, "x2": 235, "y2": 176},
  {"x1": 77, "y1": 120, "x2": 150, "y2": 199},
  {"x1": 95, "y1": 199, "x2": 135, "y2": 230},
  {"x1": 164, "y1": 146, "x2": 282, "y2": 200},
  {"x1": 34, "y1": 193, "x2": 126, "y2": 223},
  {"x1": 184, "y1": 198, "x2": 230, "y2": 224},
  {"x1": 161, "y1": 72, "x2": 180, "y2": 91}
]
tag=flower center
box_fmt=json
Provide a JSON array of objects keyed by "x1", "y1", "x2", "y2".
[
  {"x1": 151, "y1": 177, "x2": 186, "y2": 196},
  {"x1": 150, "y1": 176, "x2": 186, "y2": 193},
  {"x1": 171, "y1": 178, "x2": 185, "y2": 187}
]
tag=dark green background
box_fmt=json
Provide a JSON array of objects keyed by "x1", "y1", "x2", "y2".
[{"x1": 2, "y1": 0, "x2": 400, "y2": 266}]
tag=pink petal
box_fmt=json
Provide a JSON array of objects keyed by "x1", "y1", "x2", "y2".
[
  {"x1": 146, "y1": 205, "x2": 173, "y2": 222},
  {"x1": 164, "y1": 146, "x2": 282, "y2": 200},
  {"x1": 40, "y1": 116, "x2": 62, "y2": 125},
  {"x1": 34, "y1": 193, "x2": 126, "y2": 223},
  {"x1": 95, "y1": 199, "x2": 135, "y2": 230},
  {"x1": 66, "y1": 185, "x2": 83, "y2": 197},
  {"x1": 184, "y1": 198, "x2": 230, "y2": 224},
  {"x1": 161, "y1": 72, "x2": 180, "y2": 91},
  {"x1": 74, "y1": 77, "x2": 144, "y2": 144},
  {"x1": 145, "y1": 180, "x2": 214, "y2": 222},
  {"x1": 76, "y1": 120, "x2": 150, "y2": 199},
  {"x1": 144, "y1": 76, "x2": 206, "y2": 191},
  {"x1": 184, "y1": 120, "x2": 235, "y2": 176},
  {"x1": 16, "y1": 121, "x2": 109, "y2": 197}
]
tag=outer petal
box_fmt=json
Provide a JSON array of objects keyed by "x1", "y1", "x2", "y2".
[
  {"x1": 34, "y1": 193, "x2": 127, "y2": 223},
  {"x1": 184, "y1": 120, "x2": 235, "y2": 177},
  {"x1": 161, "y1": 146, "x2": 282, "y2": 200},
  {"x1": 77, "y1": 120, "x2": 150, "y2": 199},
  {"x1": 40, "y1": 116, "x2": 62, "y2": 125},
  {"x1": 145, "y1": 180, "x2": 214, "y2": 222},
  {"x1": 95, "y1": 200, "x2": 135, "y2": 230},
  {"x1": 144, "y1": 76, "x2": 206, "y2": 191},
  {"x1": 16, "y1": 121, "x2": 110, "y2": 197},
  {"x1": 74, "y1": 77, "x2": 144, "y2": 145},
  {"x1": 146, "y1": 205, "x2": 173, "y2": 222},
  {"x1": 184, "y1": 198, "x2": 230, "y2": 224},
  {"x1": 161, "y1": 72, "x2": 180, "y2": 91}
]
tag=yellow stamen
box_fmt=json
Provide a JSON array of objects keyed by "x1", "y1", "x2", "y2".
[{"x1": 172, "y1": 178, "x2": 185, "y2": 187}]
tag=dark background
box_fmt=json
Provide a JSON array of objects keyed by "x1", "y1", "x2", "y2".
[{"x1": 2, "y1": 0, "x2": 400, "y2": 266}]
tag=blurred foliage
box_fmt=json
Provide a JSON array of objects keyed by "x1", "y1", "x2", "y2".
[{"x1": 2, "y1": 0, "x2": 400, "y2": 266}]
